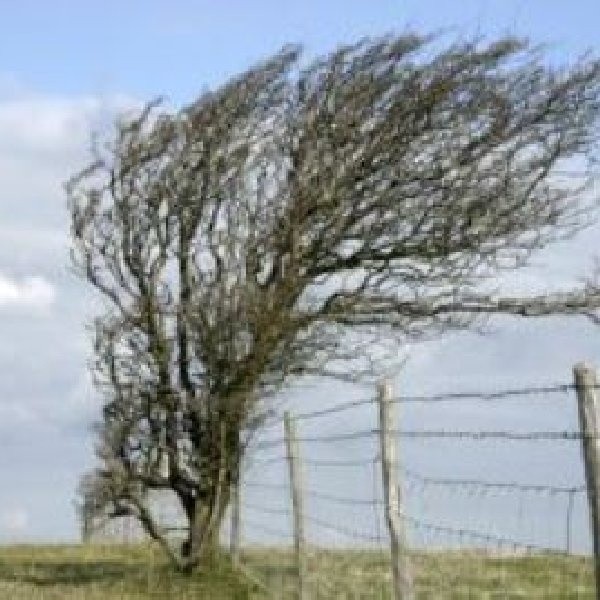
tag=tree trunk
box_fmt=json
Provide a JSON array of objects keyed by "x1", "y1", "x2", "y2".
[
  {"x1": 180, "y1": 421, "x2": 237, "y2": 572},
  {"x1": 180, "y1": 478, "x2": 231, "y2": 572}
]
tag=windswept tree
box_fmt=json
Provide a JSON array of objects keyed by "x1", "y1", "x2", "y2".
[{"x1": 69, "y1": 34, "x2": 600, "y2": 571}]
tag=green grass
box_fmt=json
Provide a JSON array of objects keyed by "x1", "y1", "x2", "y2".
[
  {"x1": 0, "y1": 544, "x2": 262, "y2": 599},
  {"x1": 246, "y1": 548, "x2": 595, "y2": 598},
  {"x1": 0, "y1": 544, "x2": 593, "y2": 599}
]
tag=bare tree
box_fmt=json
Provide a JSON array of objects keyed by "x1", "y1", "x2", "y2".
[{"x1": 68, "y1": 34, "x2": 600, "y2": 571}]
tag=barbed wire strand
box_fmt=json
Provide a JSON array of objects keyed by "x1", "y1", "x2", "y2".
[
  {"x1": 246, "y1": 455, "x2": 586, "y2": 499},
  {"x1": 401, "y1": 467, "x2": 586, "y2": 496},
  {"x1": 252, "y1": 381, "x2": 596, "y2": 431},
  {"x1": 254, "y1": 428, "x2": 595, "y2": 449},
  {"x1": 244, "y1": 481, "x2": 383, "y2": 507},
  {"x1": 241, "y1": 499, "x2": 566, "y2": 555},
  {"x1": 402, "y1": 513, "x2": 567, "y2": 556},
  {"x1": 248, "y1": 454, "x2": 378, "y2": 467},
  {"x1": 243, "y1": 502, "x2": 386, "y2": 543}
]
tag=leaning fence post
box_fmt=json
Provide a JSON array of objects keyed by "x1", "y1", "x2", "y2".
[
  {"x1": 230, "y1": 454, "x2": 242, "y2": 568},
  {"x1": 284, "y1": 411, "x2": 308, "y2": 600},
  {"x1": 574, "y1": 362, "x2": 600, "y2": 599},
  {"x1": 378, "y1": 379, "x2": 414, "y2": 600}
]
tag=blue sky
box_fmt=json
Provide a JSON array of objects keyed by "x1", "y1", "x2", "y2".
[
  {"x1": 2, "y1": 1, "x2": 599, "y2": 101},
  {"x1": 0, "y1": 0, "x2": 599, "y2": 547}
]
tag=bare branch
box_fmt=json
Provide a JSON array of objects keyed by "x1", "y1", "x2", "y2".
[{"x1": 69, "y1": 33, "x2": 600, "y2": 570}]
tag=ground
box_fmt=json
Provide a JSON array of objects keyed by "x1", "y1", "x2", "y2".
[{"x1": 0, "y1": 544, "x2": 593, "y2": 598}]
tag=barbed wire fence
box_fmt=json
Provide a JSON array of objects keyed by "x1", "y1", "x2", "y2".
[
  {"x1": 84, "y1": 363, "x2": 600, "y2": 597},
  {"x1": 225, "y1": 363, "x2": 600, "y2": 598}
]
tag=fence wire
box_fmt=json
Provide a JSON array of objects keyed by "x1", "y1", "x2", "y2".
[
  {"x1": 88, "y1": 378, "x2": 596, "y2": 597},
  {"x1": 234, "y1": 378, "x2": 595, "y2": 598}
]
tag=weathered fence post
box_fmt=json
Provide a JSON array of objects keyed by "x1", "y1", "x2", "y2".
[
  {"x1": 378, "y1": 379, "x2": 414, "y2": 600},
  {"x1": 284, "y1": 411, "x2": 308, "y2": 600},
  {"x1": 566, "y1": 488, "x2": 576, "y2": 555},
  {"x1": 574, "y1": 362, "x2": 600, "y2": 599},
  {"x1": 230, "y1": 454, "x2": 242, "y2": 568},
  {"x1": 81, "y1": 499, "x2": 91, "y2": 543}
]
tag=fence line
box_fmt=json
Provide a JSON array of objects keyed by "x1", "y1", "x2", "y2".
[
  {"x1": 245, "y1": 484, "x2": 381, "y2": 507},
  {"x1": 247, "y1": 454, "x2": 586, "y2": 497},
  {"x1": 246, "y1": 462, "x2": 585, "y2": 498},
  {"x1": 235, "y1": 366, "x2": 600, "y2": 597},
  {"x1": 248, "y1": 455, "x2": 378, "y2": 467},
  {"x1": 241, "y1": 499, "x2": 571, "y2": 556},
  {"x1": 88, "y1": 365, "x2": 600, "y2": 596},
  {"x1": 403, "y1": 514, "x2": 568, "y2": 556},
  {"x1": 258, "y1": 381, "x2": 589, "y2": 428},
  {"x1": 402, "y1": 468, "x2": 586, "y2": 496},
  {"x1": 254, "y1": 428, "x2": 596, "y2": 449}
]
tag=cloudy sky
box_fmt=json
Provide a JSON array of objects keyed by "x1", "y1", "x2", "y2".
[{"x1": 0, "y1": 0, "x2": 599, "y2": 545}]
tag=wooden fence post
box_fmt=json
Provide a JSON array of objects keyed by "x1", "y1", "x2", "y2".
[
  {"x1": 574, "y1": 362, "x2": 600, "y2": 600},
  {"x1": 284, "y1": 411, "x2": 308, "y2": 600},
  {"x1": 230, "y1": 455, "x2": 242, "y2": 568},
  {"x1": 378, "y1": 379, "x2": 414, "y2": 600},
  {"x1": 81, "y1": 499, "x2": 91, "y2": 543}
]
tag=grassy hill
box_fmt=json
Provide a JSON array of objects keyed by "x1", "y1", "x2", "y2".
[{"x1": 0, "y1": 543, "x2": 593, "y2": 598}]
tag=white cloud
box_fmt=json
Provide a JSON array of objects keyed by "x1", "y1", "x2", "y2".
[
  {"x1": 0, "y1": 84, "x2": 139, "y2": 304},
  {"x1": 0, "y1": 273, "x2": 55, "y2": 309},
  {"x1": 0, "y1": 88, "x2": 139, "y2": 233},
  {"x1": 1, "y1": 507, "x2": 29, "y2": 534},
  {"x1": 0, "y1": 92, "x2": 137, "y2": 157}
]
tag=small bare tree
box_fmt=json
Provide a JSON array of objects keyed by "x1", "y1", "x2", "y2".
[{"x1": 68, "y1": 34, "x2": 600, "y2": 571}]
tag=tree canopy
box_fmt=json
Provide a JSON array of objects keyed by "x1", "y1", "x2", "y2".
[{"x1": 68, "y1": 34, "x2": 600, "y2": 570}]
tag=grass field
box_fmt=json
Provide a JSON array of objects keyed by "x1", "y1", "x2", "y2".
[{"x1": 0, "y1": 543, "x2": 594, "y2": 599}]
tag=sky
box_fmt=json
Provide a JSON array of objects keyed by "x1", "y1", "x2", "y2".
[{"x1": 0, "y1": 0, "x2": 599, "y2": 548}]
